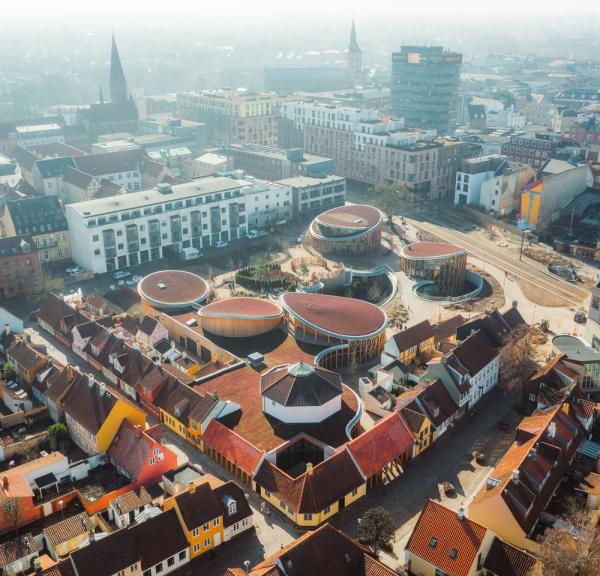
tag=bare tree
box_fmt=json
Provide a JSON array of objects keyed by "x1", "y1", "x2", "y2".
[
  {"x1": 536, "y1": 499, "x2": 600, "y2": 576},
  {"x1": 498, "y1": 325, "x2": 540, "y2": 401}
]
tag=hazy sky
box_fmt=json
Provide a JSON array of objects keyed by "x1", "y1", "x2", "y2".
[{"x1": 5, "y1": 0, "x2": 600, "y2": 22}]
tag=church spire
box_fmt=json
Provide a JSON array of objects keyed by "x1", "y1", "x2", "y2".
[
  {"x1": 349, "y1": 19, "x2": 360, "y2": 53},
  {"x1": 109, "y1": 33, "x2": 128, "y2": 103}
]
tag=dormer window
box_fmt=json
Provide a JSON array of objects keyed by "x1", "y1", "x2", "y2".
[
  {"x1": 228, "y1": 501, "x2": 237, "y2": 516},
  {"x1": 429, "y1": 537, "x2": 438, "y2": 548},
  {"x1": 449, "y1": 548, "x2": 458, "y2": 559}
]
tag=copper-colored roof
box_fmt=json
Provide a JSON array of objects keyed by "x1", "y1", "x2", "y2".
[
  {"x1": 201, "y1": 419, "x2": 263, "y2": 475},
  {"x1": 138, "y1": 270, "x2": 209, "y2": 307},
  {"x1": 406, "y1": 500, "x2": 488, "y2": 576},
  {"x1": 199, "y1": 297, "x2": 282, "y2": 319},
  {"x1": 315, "y1": 204, "x2": 382, "y2": 230},
  {"x1": 401, "y1": 242, "x2": 465, "y2": 259},
  {"x1": 281, "y1": 292, "x2": 387, "y2": 338},
  {"x1": 43, "y1": 512, "x2": 94, "y2": 548},
  {"x1": 347, "y1": 411, "x2": 414, "y2": 478}
]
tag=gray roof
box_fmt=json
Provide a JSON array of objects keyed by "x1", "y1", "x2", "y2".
[
  {"x1": 5, "y1": 195, "x2": 68, "y2": 235},
  {"x1": 36, "y1": 157, "x2": 76, "y2": 179},
  {"x1": 553, "y1": 335, "x2": 600, "y2": 364}
]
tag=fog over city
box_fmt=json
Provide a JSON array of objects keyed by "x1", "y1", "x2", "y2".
[{"x1": 1, "y1": 2, "x2": 600, "y2": 576}]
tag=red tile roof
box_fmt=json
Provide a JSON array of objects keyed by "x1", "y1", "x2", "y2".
[
  {"x1": 201, "y1": 419, "x2": 264, "y2": 475},
  {"x1": 281, "y1": 292, "x2": 387, "y2": 338},
  {"x1": 406, "y1": 500, "x2": 488, "y2": 576},
  {"x1": 346, "y1": 411, "x2": 414, "y2": 479},
  {"x1": 401, "y1": 242, "x2": 465, "y2": 259},
  {"x1": 138, "y1": 270, "x2": 209, "y2": 306},
  {"x1": 199, "y1": 297, "x2": 282, "y2": 319}
]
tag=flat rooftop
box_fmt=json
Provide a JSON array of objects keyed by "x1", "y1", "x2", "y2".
[
  {"x1": 276, "y1": 175, "x2": 344, "y2": 188},
  {"x1": 199, "y1": 297, "x2": 282, "y2": 320},
  {"x1": 66, "y1": 175, "x2": 286, "y2": 218},
  {"x1": 402, "y1": 242, "x2": 466, "y2": 259},
  {"x1": 315, "y1": 204, "x2": 382, "y2": 230},
  {"x1": 138, "y1": 270, "x2": 209, "y2": 307},
  {"x1": 553, "y1": 335, "x2": 600, "y2": 363},
  {"x1": 16, "y1": 123, "x2": 62, "y2": 133}
]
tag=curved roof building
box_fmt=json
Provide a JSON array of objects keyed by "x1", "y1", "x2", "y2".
[
  {"x1": 281, "y1": 292, "x2": 388, "y2": 364},
  {"x1": 309, "y1": 204, "x2": 383, "y2": 256},
  {"x1": 138, "y1": 270, "x2": 209, "y2": 311},
  {"x1": 198, "y1": 297, "x2": 283, "y2": 337},
  {"x1": 401, "y1": 242, "x2": 467, "y2": 295},
  {"x1": 260, "y1": 362, "x2": 343, "y2": 423}
]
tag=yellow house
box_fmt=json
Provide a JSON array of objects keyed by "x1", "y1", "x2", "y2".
[
  {"x1": 0, "y1": 195, "x2": 72, "y2": 262},
  {"x1": 254, "y1": 449, "x2": 367, "y2": 528},
  {"x1": 62, "y1": 378, "x2": 146, "y2": 455},
  {"x1": 164, "y1": 482, "x2": 224, "y2": 559},
  {"x1": 153, "y1": 378, "x2": 218, "y2": 445},
  {"x1": 43, "y1": 512, "x2": 104, "y2": 560},
  {"x1": 384, "y1": 320, "x2": 436, "y2": 365},
  {"x1": 400, "y1": 406, "x2": 432, "y2": 457}
]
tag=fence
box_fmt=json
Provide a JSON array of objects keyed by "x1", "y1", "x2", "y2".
[{"x1": 0, "y1": 406, "x2": 48, "y2": 429}]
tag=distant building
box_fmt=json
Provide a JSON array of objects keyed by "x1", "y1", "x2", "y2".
[
  {"x1": 177, "y1": 90, "x2": 282, "y2": 146},
  {"x1": 0, "y1": 235, "x2": 42, "y2": 300},
  {"x1": 279, "y1": 99, "x2": 468, "y2": 199},
  {"x1": 137, "y1": 116, "x2": 208, "y2": 149},
  {"x1": 454, "y1": 155, "x2": 536, "y2": 216},
  {"x1": 15, "y1": 123, "x2": 65, "y2": 147},
  {"x1": 585, "y1": 280, "x2": 600, "y2": 351},
  {"x1": 391, "y1": 46, "x2": 462, "y2": 135},
  {"x1": 0, "y1": 195, "x2": 71, "y2": 262},
  {"x1": 520, "y1": 159, "x2": 591, "y2": 228},
  {"x1": 109, "y1": 33, "x2": 128, "y2": 103},
  {"x1": 277, "y1": 174, "x2": 346, "y2": 221},
  {"x1": 186, "y1": 152, "x2": 231, "y2": 178},
  {"x1": 264, "y1": 67, "x2": 350, "y2": 93},
  {"x1": 346, "y1": 19, "x2": 362, "y2": 83},
  {"x1": 500, "y1": 132, "x2": 561, "y2": 169},
  {"x1": 0, "y1": 154, "x2": 19, "y2": 188},
  {"x1": 224, "y1": 144, "x2": 333, "y2": 181}
]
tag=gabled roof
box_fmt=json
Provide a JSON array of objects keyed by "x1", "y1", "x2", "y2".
[
  {"x1": 74, "y1": 149, "x2": 146, "y2": 177},
  {"x1": 80, "y1": 100, "x2": 138, "y2": 124},
  {"x1": 456, "y1": 308, "x2": 512, "y2": 346},
  {"x1": 43, "y1": 512, "x2": 94, "y2": 548},
  {"x1": 432, "y1": 315, "x2": 467, "y2": 342},
  {"x1": 5, "y1": 195, "x2": 67, "y2": 235},
  {"x1": 61, "y1": 378, "x2": 119, "y2": 435},
  {"x1": 110, "y1": 486, "x2": 152, "y2": 516},
  {"x1": 254, "y1": 449, "x2": 364, "y2": 515},
  {"x1": 0, "y1": 234, "x2": 38, "y2": 257},
  {"x1": 7, "y1": 338, "x2": 46, "y2": 370},
  {"x1": 472, "y1": 405, "x2": 581, "y2": 534},
  {"x1": 247, "y1": 523, "x2": 399, "y2": 576},
  {"x1": 346, "y1": 411, "x2": 414, "y2": 479},
  {"x1": 451, "y1": 329, "x2": 498, "y2": 376},
  {"x1": 391, "y1": 320, "x2": 435, "y2": 353},
  {"x1": 138, "y1": 316, "x2": 159, "y2": 336},
  {"x1": 406, "y1": 500, "x2": 487, "y2": 576},
  {"x1": 108, "y1": 420, "x2": 166, "y2": 481},
  {"x1": 213, "y1": 481, "x2": 253, "y2": 528},
  {"x1": 36, "y1": 293, "x2": 86, "y2": 337},
  {"x1": 201, "y1": 419, "x2": 263, "y2": 476},
  {"x1": 398, "y1": 380, "x2": 459, "y2": 428},
  {"x1": 35, "y1": 156, "x2": 76, "y2": 179},
  {"x1": 483, "y1": 537, "x2": 537, "y2": 576},
  {"x1": 171, "y1": 482, "x2": 223, "y2": 530},
  {"x1": 502, "y1": 307, "x2": 526, "y2": 331},
  {"x1": 128, "y1": 508, "x2": 188, "y2": 571},
  {"x1": 153, "y1": 378, "x2": 218, "y2": 425},
  {"x1": 0, "y1": 533, "x2": 37, "y2": 566}
]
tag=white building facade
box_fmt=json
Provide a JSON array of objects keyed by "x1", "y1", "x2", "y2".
[{"x1": 65, "y1": 176, "x2": 292, "y2": 274}]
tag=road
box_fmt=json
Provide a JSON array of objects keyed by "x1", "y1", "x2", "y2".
[{"x1": 405, "y1": 214, "x2": 590, "y2": 306}]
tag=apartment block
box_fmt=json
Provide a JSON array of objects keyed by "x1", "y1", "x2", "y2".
[
  {"x1": 65, "y1": 175, "x2": 293, "y2": 273},
  {"x1": 177, "y1": 90, "x2": 282, "y2": 146},
  {"x1": 276, "y1": 175, "x2": 346, "y2": 221},
  {"x1": 279, "y1": 100, "x2": 468, "y2": 199}
]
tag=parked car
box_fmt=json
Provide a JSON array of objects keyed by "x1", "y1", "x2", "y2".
[
  {"x1": 68, "y1": 266, "x2": 83, "y2": 276},
  {"x1": 215, "y1": 241, "x2": 228, "y2": 249},
  {"x1": 113, "y1": 271, "x2": 130, "y2": 280},
  {"x1": 246, "y1": 230, "x2": 258, "y2": 239}
]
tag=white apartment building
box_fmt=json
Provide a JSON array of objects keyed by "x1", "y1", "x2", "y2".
[
  {"x1": 15, "y1": 123, "x2": 65, "y2": 146},
  {"x1": 65, "y1": 175, "x2": 293, "y2": 274},
  {"x1": 276, "y1": 175, "x2": 346, "y2": 221}
]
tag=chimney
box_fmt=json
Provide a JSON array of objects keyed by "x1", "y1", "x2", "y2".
[
  {"x1": 511, "y1": 469, "x2": 520, "y2": 483},
  {"x1": 188, "y1": 481, "x2": 196, "y2": 494},
  {"x1": 4, "y1": 324, "x2": 10, "y2": 336},
  {"x1": 2, "y1": 476, "x2": 8, "y2": 490},
  {"x1": 528, "y1": 446, "x2": 537, "y2": 460},
  {"x1": 306, "y1": 462, "x2": 314, "y2": 475},
  {"x1": 457, "y1": 507, "x2": 465, "y2": 521},
  {"x1": 547, "y1": 421, "x2": 556, "y2": 438},
  {"x1": 170, "y1": 340, "x2": 176, "y2": 351},
  {"x1": 66, "y1": 364, "x2": 74, "y2": 381},
  {"x1": 135, "y1": 425, "x2": 143, "y2": 438}
]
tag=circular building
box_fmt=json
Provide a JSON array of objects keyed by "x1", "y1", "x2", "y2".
[
  {"x1": 280, "y1": 292, "x2": 388, "y2": 364},
  {"x1": 400, "y1": 242, "x2": 467, "y2": 296},
  {"x1": 309, "y1": 204, "x2": 383, "y2": 256},
  {"x1": 198, "y1": 297, "x2": 282, "y2": 338},
  {"x1": 138, "y1": 270, "x2": 209, "y2": 311},
  {"x1": 260, "y1": 362, "x2": 343, "y2": 424}
]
